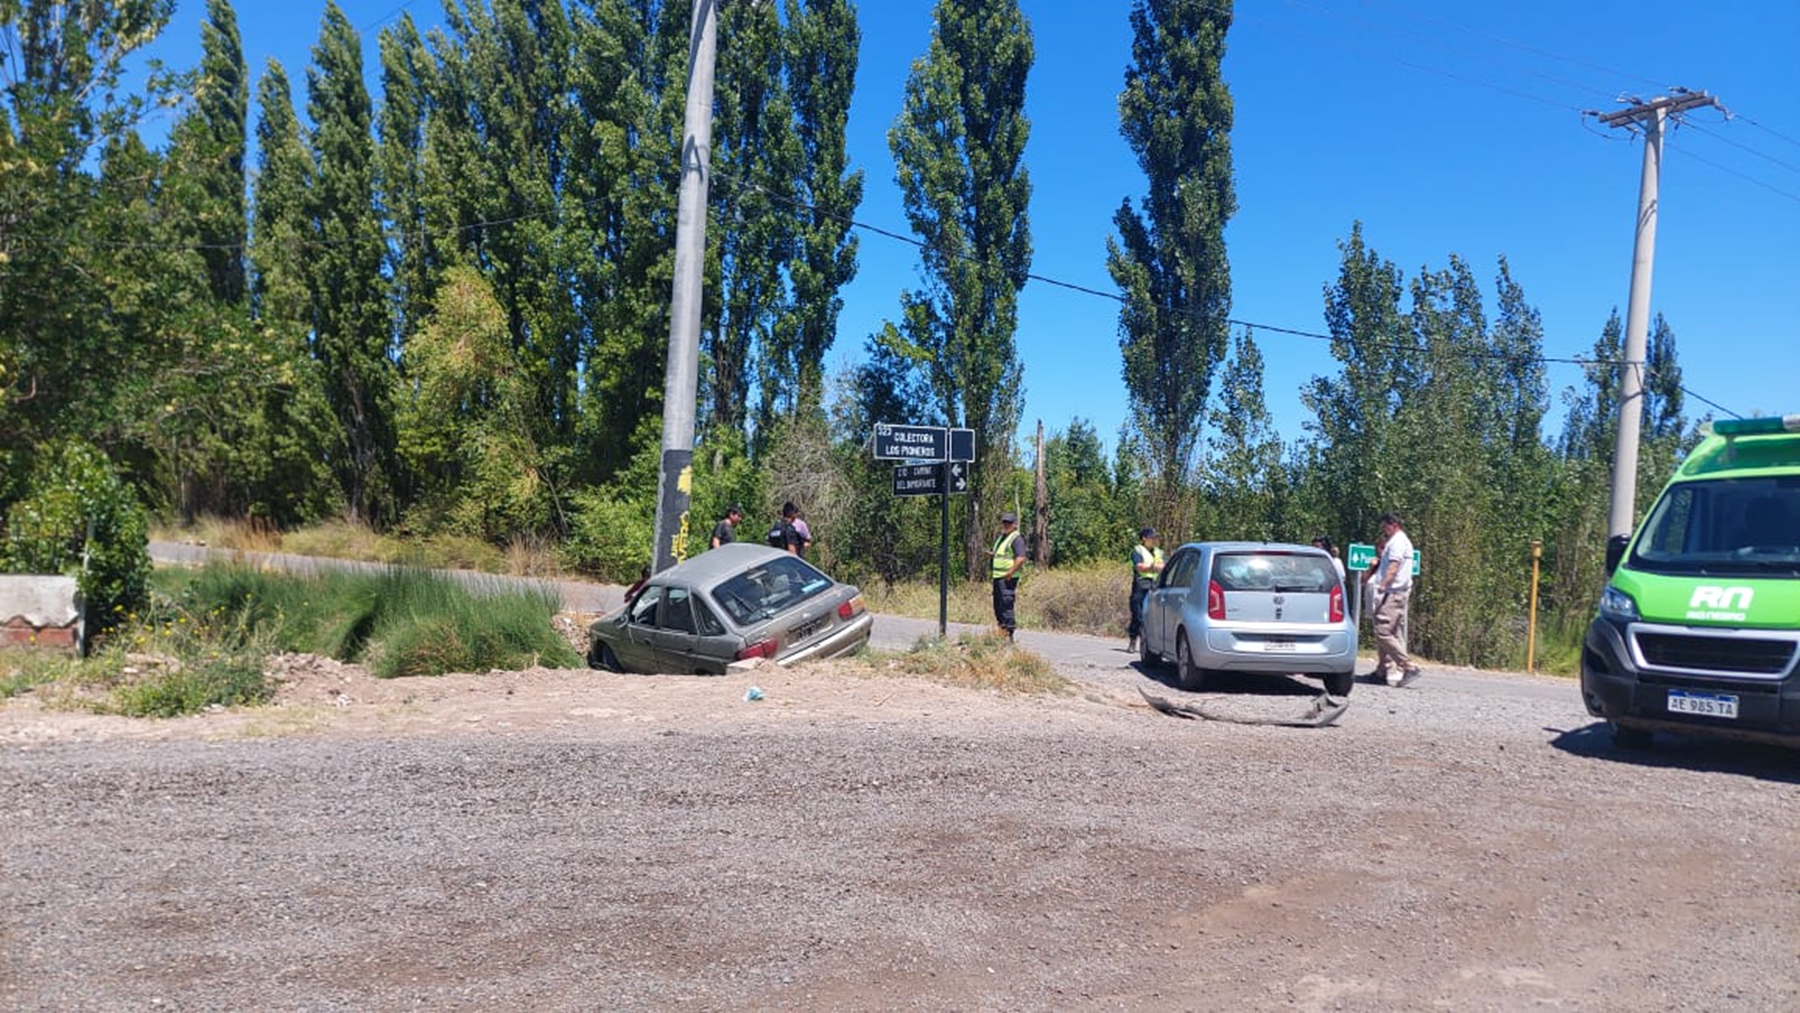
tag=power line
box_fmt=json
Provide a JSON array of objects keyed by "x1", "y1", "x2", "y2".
[
  {"x1": 1682, "y1": 119, "x2": 1800, "y2": 177},
  {"x1": 709, "y1": 167, "x2": 1735, "y2": 415},
  {"x1": 1737, "y1": 114, "x2": 1800, "y2": 151},
  {"x1": 1665, "y1": 137, "x2": 1800, "y2": 206}
]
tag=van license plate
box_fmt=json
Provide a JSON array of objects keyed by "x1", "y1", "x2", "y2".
[
  {"x1": 1667, "y1": 690, "x2": 1738, "y2": 719},
  {"x1": 1262, "y1": 637, "x2": 1295, "y2": 652}
]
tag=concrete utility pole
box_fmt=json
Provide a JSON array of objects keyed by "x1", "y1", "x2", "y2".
[
  {"x1": 1595, "y1": 90, "x2": 1720, "y2": 540},
  {"x1": 651, "y1": 0, "x2": 719, "y2": 574}
]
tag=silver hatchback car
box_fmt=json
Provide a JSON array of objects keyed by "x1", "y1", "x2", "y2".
[
  {"x1": 588, "y1": 543, "x2": 873, "y2": 675},
  {"x1": 1139, "y1": 541, "x2": 1357, "y2": 696}
]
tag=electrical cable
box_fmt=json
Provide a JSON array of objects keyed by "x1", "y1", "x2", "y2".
[
  {"x1": 1664, "y1": 138, "x2": 1800, "y2": 206},
  {"x1": 1682, "y1": 119, "x2": 1800, "y2": 177}
]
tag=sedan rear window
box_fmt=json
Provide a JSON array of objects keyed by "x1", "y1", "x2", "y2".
[
  {"x1": 711, "y1": 557, "x2": 835, "y2": 626},
  {"x1": 1212, "y1": 553, "x2": 1338, "y2": 593}
]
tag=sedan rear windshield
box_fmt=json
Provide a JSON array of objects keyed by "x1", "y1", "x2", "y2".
[
  {"x1": 711, "y1": 556, "x2": 836, "y2": 625},
  {"x1": 1211, "y1": 552, "x2": 1339, "y2": 593}
]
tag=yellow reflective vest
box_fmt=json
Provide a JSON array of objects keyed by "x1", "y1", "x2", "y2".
[
  {"x1": 1132, "y1": 544, "x2": 1164, "y2": 585},
  {"x1": 990, "y1": 530, "x2": 1022, "y2": 579}
]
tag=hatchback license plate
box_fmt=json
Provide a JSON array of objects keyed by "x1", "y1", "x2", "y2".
[
  {"x1": 791, "y1": 615, "x2": 828, "y2": 642},
  {"x1": 1262, "y1": 637, "x2": 1295, "y2": 652},
  {"x1": 1667, "y1": 689, "x2": 1738, "y2": 719}
]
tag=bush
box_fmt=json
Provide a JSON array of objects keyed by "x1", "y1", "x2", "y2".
[
  {"x1": 2, "y1": 441, "x2": 151, "y2": 633},
  {"x1": 561, "y1": 488, "x2": 655, "y2": 584},
  {"x1": 167, "y1": 563, "x2": 579, "y2": 679}
]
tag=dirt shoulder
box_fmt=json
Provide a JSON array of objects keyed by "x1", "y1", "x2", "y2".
[{"x1": 4, "y1": 636, "x2": 1798, "y2": 1011}]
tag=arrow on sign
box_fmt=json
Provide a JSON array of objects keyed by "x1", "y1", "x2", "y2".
[{"x1": 949, "y1": 462, "x2": 967, "y2": 493}]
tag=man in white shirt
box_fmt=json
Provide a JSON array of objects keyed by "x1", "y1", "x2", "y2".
[{"x1": 1369, "y1": 512, "x2": 1422, "y2": 688}]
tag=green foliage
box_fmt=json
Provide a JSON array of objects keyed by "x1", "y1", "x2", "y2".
[
  {"x1": 876, "y1": 633, "x2": 1069, "y2": 694},
  {"x1": 562, "y1": 489, "x2": 657, "y2": 584},
  {"x1": 2, "y1": 441, "x2": 151, "y2": 632},
  {"x1": 1110, "y1": 0, "x2": 1237, "y2": 536},
  {"x1": 888, "y1": 0, "x2": 1035, "y2": 577},
  {"x1": 164, "y1": 562, "x2": 579, "y2": 679},
  {"x1": 1202, "y1": 327, "x2": 1286, "y2": 542},
  {"x1": 396, "y1": 265, "x2": 553, "y2": 540},
  {"x1": 1043, "y1": 419, "x2": 1123, "y2": 566}
]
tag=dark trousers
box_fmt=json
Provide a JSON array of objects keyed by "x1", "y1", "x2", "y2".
[
  {"x1": 1128, "y1": 582, "x2": 1151, "y2": 638},
  {"x1": 992, "y1": 576, "x2": 1018, "y2": 632}
]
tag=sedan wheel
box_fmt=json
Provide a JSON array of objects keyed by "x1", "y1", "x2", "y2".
[
  {"x1": 1139, "y1": 635, "x2": 1159, "y2": 669},
  {"x1": 1176, "y1": 632, "x2": 1208, "y2": 692}
]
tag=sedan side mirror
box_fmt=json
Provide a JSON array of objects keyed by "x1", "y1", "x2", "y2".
[{"x1": 1604, "y1": 534, "x2": 1629, "y2": 576}]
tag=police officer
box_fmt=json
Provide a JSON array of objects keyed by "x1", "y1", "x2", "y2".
[
  {"x1": 1127, "y1": 527, "x2": 1164, "y2": 653},
  {"x1": 989, "y1": 511, "x2": 1026, "y2": 641}
]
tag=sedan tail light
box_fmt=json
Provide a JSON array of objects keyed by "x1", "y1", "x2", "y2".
[
  {"x1": 1207, "y1": 580, "x2": 1225, "y2": 620},
  {"x1": 1329, "y1": 584, "x2": 1345, "y2": 623},
  {"x1": 837, "y1": 595, "x2": 866, "y2": 621},
  {"x1": 734, "y1": 640, "x2": 779, "y2": 661}
]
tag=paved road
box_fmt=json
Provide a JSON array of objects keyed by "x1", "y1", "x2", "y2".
[{"x1": 149, "y1": 540, "x2": 1576, "y2": 706}]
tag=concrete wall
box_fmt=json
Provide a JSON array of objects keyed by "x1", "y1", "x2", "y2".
[{"x1": 0, "y1": 575, "x2": 84, "y2": 651}]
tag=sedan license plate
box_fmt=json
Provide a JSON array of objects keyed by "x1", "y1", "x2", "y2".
[
  {"x1": 1667, "y1": 689, "x2": 1739, "y2": 719},
  {"x1": 1262, "y1": 637, "x2": 1295, "y2": 652}
]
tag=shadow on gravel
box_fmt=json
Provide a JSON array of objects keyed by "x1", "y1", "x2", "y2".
[
  {"x1": 1132, "y1": 662, "x2": 1321, "y2": 698},
  {"x1": 1548, "y1": 723, "x2": 1800, "y2": 784}
]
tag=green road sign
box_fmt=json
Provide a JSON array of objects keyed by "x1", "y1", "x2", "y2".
[{"x1": 1346, "y1": 543, "x2": 1420, "y2": 574}]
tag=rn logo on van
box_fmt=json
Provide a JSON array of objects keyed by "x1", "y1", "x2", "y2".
[{"x1": 1687, "y1": 585, "x2": 1754, "y2": 622}]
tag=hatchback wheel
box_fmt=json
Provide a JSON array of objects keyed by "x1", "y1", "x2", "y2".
[
  {"x1": 1176, "y1": 632, "x2": 1209, "y2": 692},
  {"x1": 1323, "y1": 670, "x2": 1355, "y2": 697},
  {"x1": 589, "y1": 643, "x2": 623, "y2": 672},
  {"x1": 1139, "y1": 635, "x2": 1160, "y2": 669}
]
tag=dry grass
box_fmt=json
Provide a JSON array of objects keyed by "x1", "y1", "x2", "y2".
[
  {"x1": 854, "y1": 632, "x2": 1071, "y2": 695},
  {"x1": 860, "y1": 560, "x2": 1131, "y2": 639},
  {"x1": 156, "y1": 517, "x2": 561, "y2": 578}
]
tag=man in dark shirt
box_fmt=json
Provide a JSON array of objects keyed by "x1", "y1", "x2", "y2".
[{"x1": 710, "y1": 505, "x2": 744, "y2": 550}]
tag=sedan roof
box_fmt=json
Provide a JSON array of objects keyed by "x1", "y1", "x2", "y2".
[{"x1": 653, "y1": 542, "x2": 798, "y2": 586}]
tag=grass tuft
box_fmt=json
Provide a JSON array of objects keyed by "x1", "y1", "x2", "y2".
[{"x1": 863, "y1": 633, "x2": 1071, "y2": 695}]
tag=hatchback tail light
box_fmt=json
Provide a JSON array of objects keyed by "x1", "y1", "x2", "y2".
[
  {"x1": 734, "y1": 639, "x2": 779, "y2": 661},
  {"x1": 837, "y1": 595, "x2": 865, "y2": 621},
  {"x1": 1329, "y1": 584, "x2": 1345, "y2": 623},
  {"x1": 1207, "y1": 580, "x2": 1225, "y2": 620}
]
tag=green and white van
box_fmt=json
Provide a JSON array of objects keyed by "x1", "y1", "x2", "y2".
[{"x1": 1582, "y1": 415, "x2": 1800, "y2": 748}]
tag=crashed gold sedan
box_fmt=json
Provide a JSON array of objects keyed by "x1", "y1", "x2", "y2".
[{"x1": 588, "y1": 543, "x2": 873, "y2": 674}]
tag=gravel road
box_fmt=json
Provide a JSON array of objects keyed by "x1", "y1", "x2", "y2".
[{"x1": 2, "y1": 547, "x2": 1791, "y2": 1010}]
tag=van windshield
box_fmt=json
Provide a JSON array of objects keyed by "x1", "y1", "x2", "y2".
[{"x1": 1630, "y1": 476, "x2": 1800, "y2": 577}]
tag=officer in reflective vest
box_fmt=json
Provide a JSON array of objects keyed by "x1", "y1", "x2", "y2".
[
  {"x1": 1127, "y1": 527, "x2": 1164, "y2": 653},
  {"x1": 989, "y1": 511, "x2": 1026, "y2": 641}
]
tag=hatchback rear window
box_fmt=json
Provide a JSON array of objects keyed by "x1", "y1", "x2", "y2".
[
  {"x1": 1212, "y1": 552, "x2": 1338, "y2": 593},
  {"x1": 710, "y1": 557, "x2": 835, "y2": 625}
]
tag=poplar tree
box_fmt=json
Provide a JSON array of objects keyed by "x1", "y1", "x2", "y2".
[
  {"x1": 772, "y1": 0, "x2": 862, "y2": 422},
  {"x1": 305, "y1": 2, "x2": 395, "y2": 522},
  {"x1": 888, "y1": 0, "x2": 1034, "y2": 577},
  {"x1": 1109, "y1": 0, "x2": 1237, "y2": 535}
]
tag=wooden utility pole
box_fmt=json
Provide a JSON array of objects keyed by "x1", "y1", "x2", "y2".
[
  {"x1": 1033, "y1": 420, "x2": 1049, "y2": 565},
  {"x1": 1593, "y1": 90, "x2": 1721, "y2": 540}
]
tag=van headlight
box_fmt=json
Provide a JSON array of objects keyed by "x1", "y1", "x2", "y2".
[{"x1": 1598, "y1": 586, "x2": 1640, "y2": 623}]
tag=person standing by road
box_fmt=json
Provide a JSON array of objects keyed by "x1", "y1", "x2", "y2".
[
  {"x1": 768, "y1": 503, "x2": 805, "y2": 557},
  {"x1": 989, "y1": 511, "x2": 1026, "y2": 641},
  {"x1": 710, "y1": 505, "x2": 744, "y2": 550},
  {"x1": 790, "y1": 507, "x2": 815, "y2": 557},
  {"x1": 1127, "y1": 527, "x2": 1164, "y2": 653},
  {"x1": 1311, "y1": 536, "x2": 1345, "y2": 581},
  {"x1": 1367, "y1": 513, "x2": 1422, "y2": 687}
]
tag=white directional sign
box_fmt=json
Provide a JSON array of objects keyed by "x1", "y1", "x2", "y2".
[
  {"x1": 892, "y1": 461, "x2": 969, "y2": 497},
  {"x1": 874, "y1": 423, "x2": 947, "y2": 461}
]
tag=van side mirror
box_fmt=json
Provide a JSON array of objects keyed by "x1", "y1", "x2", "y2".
[{"x1": 1604, "y1": 534, "x2": 1629, "y2": 576}]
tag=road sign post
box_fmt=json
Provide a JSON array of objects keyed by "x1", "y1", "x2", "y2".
[{"x1": 876, "y1": 424, "x2": 972, "y2": 637}]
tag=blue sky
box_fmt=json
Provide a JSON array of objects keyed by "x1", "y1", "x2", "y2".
[{"x1": 141, "y1": 0, "x2": 1800, "y2": 450}]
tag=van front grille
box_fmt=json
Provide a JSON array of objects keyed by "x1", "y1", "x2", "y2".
[{"x1": 1634, "y1": 631, "x2": 1795, "y2": 676}]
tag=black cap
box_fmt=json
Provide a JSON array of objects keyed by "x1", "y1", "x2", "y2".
[
  {"x1": 1140, "y1": 526, "x2": 1157, "y2": 539},
  {"x1": 1000, "y1": 511, "x2": 1019, "y2": 524}
]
